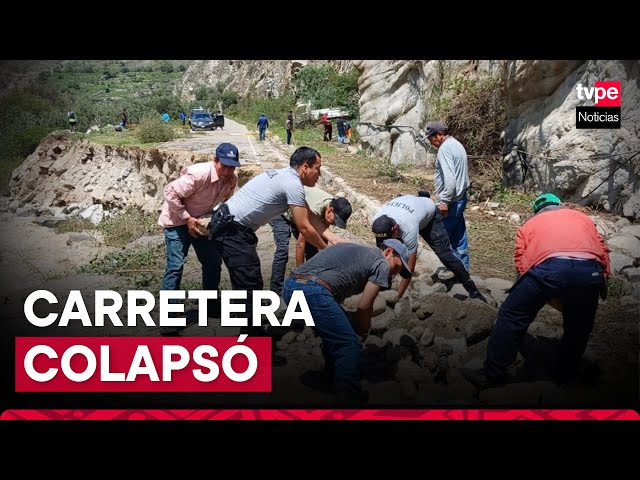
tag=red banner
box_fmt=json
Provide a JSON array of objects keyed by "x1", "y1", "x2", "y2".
[{"x1": 1, "y1": 409, "x2": 638, "y2": 420}]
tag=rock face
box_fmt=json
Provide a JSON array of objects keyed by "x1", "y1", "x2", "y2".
[
  {"x1": 353, "y1": 59, "x2": 640, "y2": 219},
  {"x1": 179, "y1": 60, "x2": 353, "y2": 101},
  {"x1": 353, "y1": 60, "x2": 503, "y2": 168},
  {"x1": 503, "y1": 60, "x2": 640, "y2": 218}
]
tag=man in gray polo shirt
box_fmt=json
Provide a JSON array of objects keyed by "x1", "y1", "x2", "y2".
[
  {"x1": 425, "y1": 121, "x2": 471, "y2": 273},
  {"x1": 208, "y1": 146, "x2": 340, "y2": 366},
  {"x1": 372, "y1": 193, "x2": 486, "y2": 302},
  {"x1": 282, "y1": 238, "x2": 412, "y2": 405}
]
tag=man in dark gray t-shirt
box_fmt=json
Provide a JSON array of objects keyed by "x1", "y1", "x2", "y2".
[{"x1": 282, "y1": 239, "x2": 412, "y2": 405}]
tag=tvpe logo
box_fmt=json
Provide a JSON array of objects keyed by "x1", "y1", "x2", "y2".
[{"x1": 576, "y1": 81, "x2": 621, "y2": 129}]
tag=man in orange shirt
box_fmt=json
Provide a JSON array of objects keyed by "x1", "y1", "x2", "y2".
[{"x1": 463, "y1": 193, "x2": 610, "y2": 388}]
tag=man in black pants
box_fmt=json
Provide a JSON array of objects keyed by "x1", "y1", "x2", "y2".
[
  {"x1": 268, "y1": 186, "x2": 352, "y2": 297},
  {"x1": 208, "y1": 146, "x2": 343, "y2": 366},
  {"x1": 371, "y1": 193, "x2": 486, "y2": 301}
]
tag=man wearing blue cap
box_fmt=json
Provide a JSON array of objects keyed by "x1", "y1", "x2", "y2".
[
  {"x1": 157, "y1": 143, "x2": 240, "y2": 335},
  {"x1": 282, "y1": 238, "x2": 412, "y2": 405}
]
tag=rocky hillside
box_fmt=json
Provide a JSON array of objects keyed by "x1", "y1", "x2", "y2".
[
  {"x1": 353, "y1": 60, "x2": 640, "y2": 220},
  {"x1": 179, "y1": 60, "x2": 353, "y2": 100}
]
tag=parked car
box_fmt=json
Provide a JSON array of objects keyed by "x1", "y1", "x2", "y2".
[
  {"x1": 188, "y1": 107, "x2": 205, "y2": 126},
  {"x1": 190, "y1": 111, "x2": 215, "y2": 131}
]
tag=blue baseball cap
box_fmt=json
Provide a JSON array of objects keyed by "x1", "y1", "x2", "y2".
[
  {"x1": 215, "y1": 143, "x2": 241, "y2": 167},
  {"x1": 382, "y1": 238, "x2": 412, "y2": 279}
]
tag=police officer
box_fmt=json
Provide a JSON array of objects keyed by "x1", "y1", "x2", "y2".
[{"x1": 208, "y1": 146, "x2": 342, "y2": 366}]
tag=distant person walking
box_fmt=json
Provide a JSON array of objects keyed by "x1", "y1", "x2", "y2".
[
  {"x1": 121, "y1": 109, "x2": 128, "y2": 128},
  {"x1": 67, "y1": 110, "x2": 77, "y2": 131},
  {"x1": 320, "y1": 113, "x2": 332, "y2": 142},
  {"x1": 257, "y1": 113, "x2": 269, "y2": 141},
  {"x1": 179, "y1": 111, "x2": 187, "y2": 126},
  {"x1": 345, "y1": 120, "x2": 352, "y2": 141},
  {"x1": 285, "y1": 111, "x2": 294, "y2": 145},
  {"x1": 162, "y1": 112, "x2": 170, "y2": 123},
  {"x1": 336, "y1": 117, "x2": 346, "y2": 143}
]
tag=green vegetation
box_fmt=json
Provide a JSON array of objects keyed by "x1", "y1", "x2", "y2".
[
  {"x1": 607, "y1": 275, "x2": 630, "y2": 300},
  {"x1": 0, "y1": 60, "x2": 194, "y2": 194},
  {"x1": 54, "y1": 217, "x2": 96, "y2": 234},
  {"x1": 56, "y1": 208, "x2": 159, "y2": 248},
  {"x1": 294, "y1": 65, "x2": 360, "y2": 117},
  {"x1": 192, "y1": 81, "x2": 240, "y2": 112},
  {"x1": 135, "y1": 115, "x2": 177, "y2": 144},
  {"x1": 80, "y1": 245, "x2": 165, "y2": 289},
  {"x1": 424, "y1": 62, "x2": 507, "y2": 190},
  {"x1": 227, "y1": 93, "x2": 296, "y2": 133},
  {"x1": 0, "y1": 84, "x2": 69, "y2": 194},
  {"x1": 55, "y1": 207, "x2": 163, "y2": 288},
  {"x1": 98, "y1": 208, "x2": 160, "y2": 248}
]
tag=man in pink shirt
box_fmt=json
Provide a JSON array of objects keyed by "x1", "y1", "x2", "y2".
[{"x1": 158, "y1": 143, "x2": 240, "y2": 335}]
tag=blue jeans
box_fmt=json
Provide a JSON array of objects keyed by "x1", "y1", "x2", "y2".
[
  {"x1": 259, "y1": 127, "x2": 266, "y2": 141},
  {"x1": 442, "y1": 193, "x2": 469, "y2": 270},
  {"x1": 160, "y1": 225, "x2": 222, "y2": 313},
  {"x1": 484, "y1": 257, "x2": 605, "y2": 381},
  {"x1": 283, "y1": 276, "x2": 362, "y2": 394},
  {"x1": 269, "y1": 216, "x2": 292, "y2": 296}
]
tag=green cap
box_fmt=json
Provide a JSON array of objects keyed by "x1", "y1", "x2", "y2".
[{"x1": 532, "y1": 193, "x2": 561, "y2": 213}]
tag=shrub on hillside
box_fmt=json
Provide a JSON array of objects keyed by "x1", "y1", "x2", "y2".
[
  {"x1": 135, "y1": 114, "x2": 176, "y2": 143},
  {"x1": 226, "y1": 93, "x2": 295, "y2": 130},
  {"x1": 425, "y1": 67, "x2": 506, "y2": 158}
]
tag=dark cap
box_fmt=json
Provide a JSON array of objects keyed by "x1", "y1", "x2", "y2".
[
  {"x1": 382, "y1": 238, "x2": 412, "y2": 279},
  {"x1": 372, "y1": 215, "x2": 396, "y2": 245},
  {"x1": 329, "y1": 197, "x2": 352, "y2": 229},
  {"x1": 215, "y1": 143, "x2": 241, "y2": 167},
  {"x1": 424, "y1": 121, "x2": 448, "y2": 137}
]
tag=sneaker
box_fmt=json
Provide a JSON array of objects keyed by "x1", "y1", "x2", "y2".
[
  {"x1": 437, "y1": 269, "x2": 456, "y2": 281},
  {"x1": 469, "y1": 290, "x2": 488, "y2": 303},
  {"x1": 461, "y1": 367, "x2": 504, "y2": 390}
]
